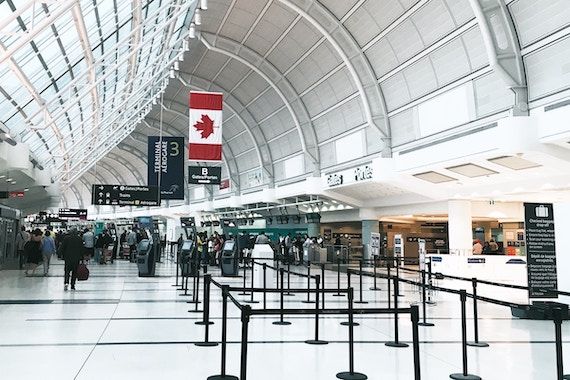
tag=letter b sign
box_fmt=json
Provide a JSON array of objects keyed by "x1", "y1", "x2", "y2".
[{"x1": 202, "y1": 168, "x2": 208, "y2": 176}]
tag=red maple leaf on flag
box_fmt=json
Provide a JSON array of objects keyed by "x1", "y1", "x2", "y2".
[{"x1": 193, "y1": 114, "x2": 215, "y2": 139}]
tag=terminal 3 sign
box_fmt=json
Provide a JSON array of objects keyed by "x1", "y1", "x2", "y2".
[{"x1": 325, "y1": 163, "x2": 374, "y2": 188}]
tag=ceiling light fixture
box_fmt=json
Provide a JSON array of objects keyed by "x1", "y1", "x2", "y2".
[
  {"x1": 169, "y1": 69, "x2": 175, "y2": 79},
  {"x1": 189, "y1": 23, "x2": 196, "y2": 38},
  {"x1": 173, "y1": 61, "x2": 179, "y2": 71},
  {"x1": 194, "y1": 9, "x2": 201, "y2": 25},
  {"x1": 200, "y1": 0, "x2": 208, "y2": 10}
]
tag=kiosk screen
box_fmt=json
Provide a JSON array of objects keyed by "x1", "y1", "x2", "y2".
[{"x1": 223, "y1": 240, "x2": 234, "y2": 251}]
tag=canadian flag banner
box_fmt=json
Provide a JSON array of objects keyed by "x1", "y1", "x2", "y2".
[{"x1": 189, "y1": 91, "x2": 223, "y2": 161}]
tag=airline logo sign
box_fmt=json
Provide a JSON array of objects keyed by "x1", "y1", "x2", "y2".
[
  {"x1": 325, "y1": 164, "x2": 374, "y2": 188},
  {"x1": 91, "y1": 185, "x2": 160, "y2": 207},
  {"x1": 189, "y1": 91, "x2": 223, "y2": 161}
]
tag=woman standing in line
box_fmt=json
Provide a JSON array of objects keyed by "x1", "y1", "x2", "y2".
[
  {"x1": 41, "y1": 230, "x2": 56, "y2": 276},
  {"x1": 24, "y1": 229, "x2": 43, "y2": 276}
]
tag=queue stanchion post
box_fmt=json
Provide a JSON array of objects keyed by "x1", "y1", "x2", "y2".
[
  {"x1": 195, "y1": 274, "x2": 214, "y2": 325},
  {"x1": 303, "y1": 261, "x2": 314, "y2": 304},
  {"x1": 321, "y1": 263, "x2": 326, "y2": 310},
  {"x1": 244, "y1": 260, "x2": 259, "y2": 304},
  {"x1": 272, "y1": 268, "x2": 291, "y2": 326},
  {"x1": 553, "y1": 308, "x2": 570, "y2": 380},
  {"x1": 284, "y1": 264, "x2": 294, "y2": 296},
  {"x1": 370, "y1": 255, "x2": 381, "y2": 291},
  {"x1": 239, "y1": 257, "x2": 250, "y2": 296},
  {"x1": 467, "y1": 278, "x2": 488, "y2": 347},
  {"x1": 410, "y1": 305, "x2": 421, "y2": 380},
  {"x1": 355, "y1": 259, "x2": 368, "y2": 304},
  {"x1": 172, "y1": 250, "x2": 180, "y2": 287},
  {"x1": 334, "y1": 256, "x2": 344, "y2": 297},
  {"x1": 239, "y1": 305, "x2": 251, "y2": 380},
  {"x1": 207, "y1": 285, "x2": 238, "y2": 380},
  {"x1": 395, "y1": 256, "x2": 404, "y2": 297},
  {"x1": 387, "y1": 263, "x2": 392, "y2": 309},
  {"x1": 306, "y1": 275, "x2": 328, "y2": 345},
  {"x1": 450, "y1": 290, "x2": 481, "y2": 380},
  {"x1": 263, "y1": 263, "x2": 267, "y2": 310},
  {"x1": 385, "y1": 277, "x2": 408, "y2": 348},
  {"x1": 426, "y1": 260, "x2": 435, "y2": 305},
  {"x1": 341, "y1": 272, "x2": 360, "y2": 327},
  {"x1": 418, "y1": 269, "x2": 434, "y2": 327},
  {"x1": 336, "y1": 287, "x2": 367, "y2": 380}
]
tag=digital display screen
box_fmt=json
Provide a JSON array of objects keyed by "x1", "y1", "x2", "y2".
[
  {"x1": 182, "y1": 241, "x2": 193, "y2": 251},
  {"x1": 138, "y1": 241, "x2": 150, "y2": 252},
  {"x1": 223, "y1": 240, "x2": 235, "y2": 251}
]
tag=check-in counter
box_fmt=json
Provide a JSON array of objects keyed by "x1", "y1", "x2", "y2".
[{"x1": 426, "y1": 254, "x2": 527, "y2": 284}]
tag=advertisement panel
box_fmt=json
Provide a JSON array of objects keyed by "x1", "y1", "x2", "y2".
[{"x1": 147, "y1": 136, "x2": 185, "y2": 200}]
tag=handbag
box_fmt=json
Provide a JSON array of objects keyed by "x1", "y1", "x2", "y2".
[{"x1": 77, "y1": 262, "x2": 90, "y2": 281}]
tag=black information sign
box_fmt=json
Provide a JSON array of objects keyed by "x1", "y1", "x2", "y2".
[
  {"x1": 188, "y1": 166, "x2": 221, "y2": 185},
  {"x1": 147, "y1": 136, "x2": 185, "y2": 200},
  {"x1": 524, "y1": 203, "x2": 558, "y2": 299},
  {"x1": 58, "y1": 208, "x2": 88, "y2": 220},
  {"x1": 91, "y1": 185, "x2": 160, "y2": 207}
]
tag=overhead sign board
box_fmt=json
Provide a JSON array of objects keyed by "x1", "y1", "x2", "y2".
[
  {"x1": 58, "y1": 208, "x2": 88, "y2": 220},
  {"x1": 1, "y1": 191, "x2": 24, "y2": 199},
  {"x1": 324, "y1": 163, "x2": 374, "y2": 188},
  {"x1": 147, "y1": 136, "x2": 185, "y2": 200},
  {"x1": 91, "y1": 185, "x2": 160, "y2": 207},
  {"x1": 188, "y1": 166, "x2": 222, "y2": 185},
  {"x1": 524, "y1": 203, "x2": 558, "y2": 299}
]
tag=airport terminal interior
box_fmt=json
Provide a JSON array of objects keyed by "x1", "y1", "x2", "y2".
[{"x1": 2, "y1": 0, "x2": 570, "y2": 379}]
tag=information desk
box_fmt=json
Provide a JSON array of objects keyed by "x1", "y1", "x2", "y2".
[
  {"x1": 251, "y1": 244, "x2": 274, "y2": 260},
  {"x1": 427, "y1": 254, "x2": 527, "y2": 284}
]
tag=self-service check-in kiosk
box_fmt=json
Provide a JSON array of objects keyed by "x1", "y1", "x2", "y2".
[
  {"x1": 180, "y1": 240, "x2": 199, "y2": 277},
  {"x1": 137, "y1": 239, "x2": 155, "y2": 277},
  {"x1": 221, "y1": 239, "x2": 239, "y2": 276}
]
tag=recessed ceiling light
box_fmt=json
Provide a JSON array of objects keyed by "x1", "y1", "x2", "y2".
[
  {"x1": 24, "y1": 188, "x2": 29, "y2": 192},
  {"x1": 6, "y1": 178, "x2": 13, "y2": 182},
  {"x1": 446, "y1": 163, "x2": 498, "y2": 178},
  {"x1": 413, "y1": 171, "x2": 456, "y2": 184},
  {"x1": 488, "y1": 156, "x2": 541, "y2": 170}
]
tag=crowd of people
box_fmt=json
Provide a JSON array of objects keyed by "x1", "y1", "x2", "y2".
[{"x1": 472, "y1": 238, "x2": 500, "y2": 255}]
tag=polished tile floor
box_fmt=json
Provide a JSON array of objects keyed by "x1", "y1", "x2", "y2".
[{"x1": 0, "y1": 258, "x2": 567, "y2": 380}]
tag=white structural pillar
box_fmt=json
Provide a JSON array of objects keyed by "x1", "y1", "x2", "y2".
[
  {"x1": 448, "y1": 200, "x2": 473, "y2": 255},
  {"x1": 554, "y1": 203, "x2": 570, "y2": 304},
  {"x1": 360, "y1": 208, "x2": 379, "y2": 260}
]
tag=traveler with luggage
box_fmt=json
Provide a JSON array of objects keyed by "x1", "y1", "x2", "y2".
[
  {"x1": 16, "y1": 226, "x2": 30, "y2": 270},
  {"x1": 41, "y1": 230, "x2": 56, "y2": 276},
  {"x1": 24, "y1": 229, "x2": 43, "y2": 276},
  {"x1": 60, "y1": 228, "x2": 84, "y2": 291}
]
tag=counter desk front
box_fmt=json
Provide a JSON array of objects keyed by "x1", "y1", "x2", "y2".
[{"x1": 426, "y1": 254, "x2": 528, "y2": 284}]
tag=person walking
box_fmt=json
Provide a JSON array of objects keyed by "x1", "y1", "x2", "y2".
[
  {"x1": 60, "y1": 228, "x2": 84, "y2": 291},
  {"x1": 16, "y1": 226, "x2": 30, "y2": 269},
  {"x1": 82, "y1": 228, "x2": 95, "y2": 262},
  {"x1": 41, "y1": 230, "x2": 56, "y2": 276},
  {"x1": 24, "y1": 229, "x2": 43, "y2": 276},
  {"x1": 94, "y1": 232, "x2": 104, "y2": 264}
]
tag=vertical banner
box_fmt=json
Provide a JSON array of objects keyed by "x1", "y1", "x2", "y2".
[
  {"x1": 147, "y1": 136, "x2": 185, "y2": 200},
  {"x1": 189, "y1": 91, "x2": 223, "y2": 161},
  {"x1": 524, "y1": 203, "x2": 558, "y2": 299}
]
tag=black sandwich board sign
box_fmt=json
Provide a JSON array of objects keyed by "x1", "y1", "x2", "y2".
[
  {"x1": 91, "y1": 185, "x2": 160, "y2": 207},
  {"x1": 188, "y1": 166, "x2": 222, "y2": 185},
  {"x1": 524, "y1": 203, "x2": 558, "y2": 299},
  {"x1": 58, "y1": 208, "x2": 88, "y2": 220}
]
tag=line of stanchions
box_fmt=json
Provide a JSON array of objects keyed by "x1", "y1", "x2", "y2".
[{"x1": 175, "y1": 254, "x2": 570, "y2": 380}]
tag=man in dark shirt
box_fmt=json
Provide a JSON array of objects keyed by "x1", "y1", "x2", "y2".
[{"x1": 60, "y1": 228, "x2": 84, "y2": 291}]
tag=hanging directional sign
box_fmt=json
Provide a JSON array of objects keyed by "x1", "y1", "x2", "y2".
[
  {"x1": 58, "y1": 208, "x2": 88, "y2": 220},
  {"x1": 91, "y1": 185, "x2": 160, "y2": 207},
  {"x1": 188, "y1": 166, "x2": 222, "y2": 185}
]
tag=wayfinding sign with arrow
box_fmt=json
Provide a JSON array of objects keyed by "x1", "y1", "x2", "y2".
[{"x1": 91, "y1": 185, "x2": 160, "y2": 207}]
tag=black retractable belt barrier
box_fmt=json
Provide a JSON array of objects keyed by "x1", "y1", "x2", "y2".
[
  {"x1": 207, "y1": 286, "x2": 238, "y2": 380},
  {"x1": 239, "y1": 258, "x2": 250, "y2": 296},
  {"x1": 355, "y1": 260, "x2": 368, "y2": 304},
  {"x1": 306, "y1": 275, "x2": 328, "y2": 345},
  {"x1": 387, "y1": 264, "x2": 392, "y2": 309},
  {"x1": 262, "y1": 263, "x2": 267, "y2": 309},
  {"x1": 334, "y1": 256, "x2": 345, "y2": 297},
  {"x1": 385, "y1": 277, "x2": 409, "y2": 348},
  {"x1": 173, "y1": 251, "x2": 180, "y2": 287},
  {"x1": 302, "y1": 261, "x2": 315, "y2": 304},
  {"x1": 321, "y1": 264, "x2": 326, "y2": 310},
  {"x1": 410, "y1": 305, "x2": 422, "y2": 380},
  {"x1": 240, "y1": 305, "x2": 252, "y2": 380},
  {"x1": 336, "y1": 287, "x2": 368, "y2": 380},
  {"x1": 395, "y1": 257, "x2": 404, "y2": 297},
  {"x1": 284, "y1": 264, "x2": 294, "y2": 296},
  {"x1": 195, "y1": 274, "x2": 217, "y2": 347},
  {"x1": 272, "y1": 268, "x2": 291, "y2": 326},
  {"x1": 188, "y1": 271, "x2": 202, "y2": 310},
  {"x1": 244, "y1": 260, "x2": 259, "y2": 304},
  {"x1": 553, "y1": 308, "x2": 570, "y2": 380},
  {"x1": 426, "y1": 260, "x2": 435, "y2": 305},
  {"x1": 341, "y1": 272, "x2": 360, "y2": 327},
  {"x1": 195, "y1": 274, "x2": 215, "y2": 325},
  {"x1": 370, "y1": 255, "x2": 381, "y2": 291},
  {"x1": 467, "y1": 278, "x2": 488, "y2": 347},
  {"x1": 418, "y1": 270, "x2": 434, "y2": 327},
  {"x1": 450, "y1": 290, "x2": 481, "y2": 380}
]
